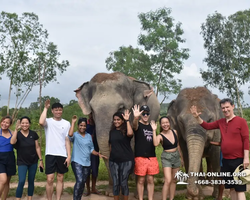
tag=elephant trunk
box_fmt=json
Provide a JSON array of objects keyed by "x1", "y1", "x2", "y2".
[
  {"x1": 94, "y1": 116, "x2": 113, "y2": 158},
  {"x1": 186, "y1": 133, "x2": 206, "y2": 198},
  {"x1": 94, "y1": 111, "x2": 115, "y2": 187}
]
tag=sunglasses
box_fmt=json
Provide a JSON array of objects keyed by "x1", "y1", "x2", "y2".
[{"x1": 142, "y1": 112, "x2": 150, "y2": 116}]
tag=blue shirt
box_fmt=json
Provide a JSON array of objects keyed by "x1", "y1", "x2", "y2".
[
  {"x1": 68, "y1": 132, "x2": 94, "y2": 166},
  {"x1": 0, "y1": 129, "x2": 13, "y2": 152}
]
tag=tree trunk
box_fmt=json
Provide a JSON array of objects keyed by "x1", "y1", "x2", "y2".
[
  {"x1": 38, "y1": 62, "x2": 45, "y2": 146},
  {"x1": 156, "y1": 64, "x2": 164, "y2": 97},
  {"x1": 7, "y1": 79, "x2": 13, "y2": 116},
  {"x1": 234, "y1": 76, "x2": 243, "y2": 117}
]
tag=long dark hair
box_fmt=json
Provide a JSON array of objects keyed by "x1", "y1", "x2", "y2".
[
  {"x1": 110, "y1": 112, "x2": 127, "y2": 135},
  {"x1": 159, "y1": 116, "x2": 172, "y2": 132}
]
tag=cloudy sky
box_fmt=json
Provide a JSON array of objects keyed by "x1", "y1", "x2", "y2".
[{"x1": 0, "y1": 0, "x2": 249, "y2": 108}]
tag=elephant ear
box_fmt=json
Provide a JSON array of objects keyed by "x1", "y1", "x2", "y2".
[
  {"x1": 213, "y1": 94, "x2": 224, "y2": 119},
  {"x1": 167, "y1": 100, "x2": 177, "y2": 128},
  {"x1": 132, "y1": 80, "x2": 153, "y2": 102},
  {"x1": 74, "y1": 82, "x2": 92, "y2": 115},
  {"x1": 132, "y1": 80, "x2": 160, "y2": 121}
]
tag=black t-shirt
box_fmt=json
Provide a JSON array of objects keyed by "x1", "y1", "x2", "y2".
[
  {"x1": 14, "y1": 130, "x2": 39, "y2": 165},
  {"x1": 109, "y1": 129, "x2": 134, "y2": 163},
  {"x1": 134, "y1": 122, "x2": 156, "y2": 157}
]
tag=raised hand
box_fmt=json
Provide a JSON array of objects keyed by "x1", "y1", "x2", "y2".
[
  {"x1": 132, "y1": 104, "x2": 143, "y2": 118},
  {"x1": 190, "y1": 105, "x2": 201, "y2": 118},
  {"x1": 150, "y1": 120, "x2": 157, "y2": 131},
  {"x1": 15, "y1": 120, "x2": 21, "y2": 130},
  {"x1": 122, "y1": 109, "x2": 131, "y2": 121},
  {"x1": 45, "y1": 99, "x2": 50, "y2": 109},
  {"x1": 72, "y1": 115, "x2": 77, "y2": 123}
]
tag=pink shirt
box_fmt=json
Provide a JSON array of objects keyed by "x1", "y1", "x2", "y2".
[{"x1": 201, "y1": 116, "x2": 249, "y2": 159}]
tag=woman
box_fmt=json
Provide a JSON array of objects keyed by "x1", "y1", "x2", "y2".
[
  {"x1": 10, "y1": 116, "x2": 44, "y2": 200},
  {"x1": 68, "y1": 115, "x2": 106, "y2": 200},
  {"x1": 0, "y1": 116, "x2": 15, "y2": 200},
  {"x1": 109, "y1": 110, "x2": 134, "y2": 200},
  {"x1": 151, "y1": 116, "x2": 183, "y2": 200}
]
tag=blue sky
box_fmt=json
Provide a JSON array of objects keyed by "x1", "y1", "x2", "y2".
[{"x1": 0, "y1": 0, "x2": 249, "y2": 108}]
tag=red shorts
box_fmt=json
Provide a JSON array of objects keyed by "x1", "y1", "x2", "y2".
[{"x1": 134, "y1": 157, "x2": 159, "y2": 176}]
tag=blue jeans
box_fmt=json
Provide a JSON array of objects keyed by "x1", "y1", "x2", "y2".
[
  {"x1": 71, "y1": 162, "x2": 90, "y2": 200},
  {"x1": 16, "y1": 163, "x2": 37, "y2": 198}
]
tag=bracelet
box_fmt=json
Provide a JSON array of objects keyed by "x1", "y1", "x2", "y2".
[
  {"x1": 39, "y1": 159, "x2": 43, "y2": 161},
  {"x1": 125, "y1": 120, "x2": 129, "y2": 122}
]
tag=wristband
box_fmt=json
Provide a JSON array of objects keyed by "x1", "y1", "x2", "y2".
[{"x1": 40, "y1": 159, "x2": 43, "y2": 161}]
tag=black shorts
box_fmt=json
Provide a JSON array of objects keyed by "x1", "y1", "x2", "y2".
[
  {"x1": 0, "y1": 151, "x2": 16, "y2": 176},
  {"x1": 221, "y1": 158, "x2": 246, "y2": 192},
  {"x1": 45, "y1": 155, "x2": 68, "y2": 175}
]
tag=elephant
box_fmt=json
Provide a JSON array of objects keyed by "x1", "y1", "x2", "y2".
[
  {"x1": 74, "y1": 72, "x2": 160, "y2": 195},
  {"x1": 167, "y1": 87, "x2": 223, "y2": 200}
]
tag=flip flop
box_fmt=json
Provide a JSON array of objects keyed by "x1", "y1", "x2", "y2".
[
  {"x1": 91, "y1": 190, "x2": 101, "y2": 195},
  {"x1": 83, "y1": 191, "x2": 91, "y2": 196}
]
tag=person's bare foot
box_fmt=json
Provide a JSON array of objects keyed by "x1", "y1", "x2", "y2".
[
  {"x1": 83, "y1": 191, "x2": 91, "y2": 196},
  {"x1": 91, "y1": 189, "x2": 101, "y2": 195}
]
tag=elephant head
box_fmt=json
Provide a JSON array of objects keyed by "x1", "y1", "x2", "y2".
[
  {"x1": 167, "y1": 87, "x2": 222, "y2": 199},
  {"x1": 74, "y1": 72, "x2": 160, "y2": 188}
]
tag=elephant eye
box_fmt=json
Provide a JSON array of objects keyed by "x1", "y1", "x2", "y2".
[
  {"x1": 207, "y1": 118, "x2": 213, "y2": 123},
  {"x1": 118, "y1": 105, "x2": 125, "y2": 112}
]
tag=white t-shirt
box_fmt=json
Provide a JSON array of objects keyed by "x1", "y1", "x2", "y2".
[{"x1": 44, "y1": 118, "x2": 70, "y2": 157}]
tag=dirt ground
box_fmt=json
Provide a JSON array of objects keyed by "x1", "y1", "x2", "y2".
[{"x1": 7, "y1": 181, "x2": 247, "y2": 200}]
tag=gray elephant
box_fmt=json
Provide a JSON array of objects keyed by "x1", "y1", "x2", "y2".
[
  {"x1": 74, "y1": 72, "x2": 160, "y2": 194},
  {"x1": 167, "y1": 87, "x2": 222, "y2": 200}
]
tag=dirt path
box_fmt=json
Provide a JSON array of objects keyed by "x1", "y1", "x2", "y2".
[{"x1": 7, "y1": 181, "x2": 248, "y2": 200}]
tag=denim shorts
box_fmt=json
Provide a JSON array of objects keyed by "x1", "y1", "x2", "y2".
[{"x1": 161, "y1": 150, "x2": 181, "y2": 168}]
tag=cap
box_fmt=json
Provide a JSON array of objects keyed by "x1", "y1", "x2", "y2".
[
  {"x1": 140, "y1": 105, "x2": 150, "y2": 112},
  {"x1": 233, "y1": 164, "x2": 250, "y2": 185}
]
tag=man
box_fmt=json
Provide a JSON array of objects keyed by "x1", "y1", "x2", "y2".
[
  {"x1": 39, "y1": 99, "x2": 71, "y2": 200},
  {"x1": 190, "y1": 98, "x2": 249, "y2": 200},
  {"x1": 132, "y1": 104, "x2": 159, "y2": 200},
  {"x1": 84, "y1": 113, "x2": 100, "y2": 196}
]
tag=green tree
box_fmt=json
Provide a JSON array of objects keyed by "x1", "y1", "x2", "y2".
[
  {"x1": 34, "y1": 42, "x2": 69, "y2": 114},
  {"x1": 201, "y1": 9, "x2": 250, "y2": 117},
  {"x1": 106, "y1": 46, "x2": 153, "y2": 82},
  {"x1": 106, "y1": 7, "x2": 189, "y2": 102},
  {"x1": 0, "y1": 12, "x2": 69, "y2": 121},
  {"x1": 0, "y1": 12, "x2": 48, "y2": 117}
]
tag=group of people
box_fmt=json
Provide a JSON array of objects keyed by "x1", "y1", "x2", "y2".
[
  {"x1": 0, "y1": 115, "x2": 43, "y2": 200},
  {"x1": 107, "y1": 104, "x2": 183, "y2": 200},
  {"x1": 0, "y1": 100, "x2": 104, "y2": 200},
  {"x1": 0, "y1": 97, "x2": 249, "y2": 200}
]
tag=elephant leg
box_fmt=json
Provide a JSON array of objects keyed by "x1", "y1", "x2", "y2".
[
  {"x1": 179, "y1": 138, "x2": 189, "y2": 172},
  {"x1": 209, "y1": 147, "x2": 220, "y2": 198},
  {"x1": 103, "y1": 158, "x2": 114, "y2": 197}
]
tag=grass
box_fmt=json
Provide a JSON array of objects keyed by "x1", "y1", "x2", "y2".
[{"x1": 8, "y1": 186, "x2": 46, "y2": 197}]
